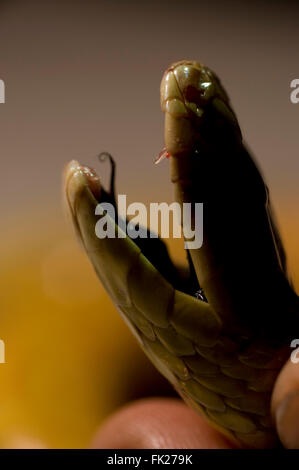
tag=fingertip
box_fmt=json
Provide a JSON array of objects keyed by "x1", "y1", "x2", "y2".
[
  {"x1": 272, "y1": 359, "x2": 299, "y2": 448},
  {"x1": 91, "y1": 397, "x2": 235, "y2": 449}
]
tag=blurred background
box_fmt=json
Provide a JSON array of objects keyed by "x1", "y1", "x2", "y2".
[{"x1": 0, "y1": 0, "x2": 298, "y2": 448}]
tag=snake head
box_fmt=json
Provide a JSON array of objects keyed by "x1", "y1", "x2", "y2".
[{"x1": 160, "y1": 60, "x2": 241, "y2": 156}]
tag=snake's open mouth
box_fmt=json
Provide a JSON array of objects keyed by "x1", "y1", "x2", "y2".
[{"x1": 64, "y1": 157, "x2": 202, "y2": 299}]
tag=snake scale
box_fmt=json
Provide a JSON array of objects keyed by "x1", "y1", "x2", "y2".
[{"x1": 64, "y1": 60, "x2": 299, "y2": 448}]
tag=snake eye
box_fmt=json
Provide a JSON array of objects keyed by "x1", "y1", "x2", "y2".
[
  {"x1": 184, "y1": 85, "x2": 205, "y2": 103},
  {"x1": 173, "y1": 64, "x2": 202, "y2": 95},
  {"x1": 172, "y1": 63, "x2": 215, "y2": 118}
]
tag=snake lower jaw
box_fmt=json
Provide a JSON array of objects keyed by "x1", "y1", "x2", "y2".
[{"x1": 64, "y1": 160, "x2": 103, "y2": 249}]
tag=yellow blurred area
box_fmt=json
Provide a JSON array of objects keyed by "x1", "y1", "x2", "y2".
[{"x1": 0, "y1": 207, "x2": 171, "y2": 448}]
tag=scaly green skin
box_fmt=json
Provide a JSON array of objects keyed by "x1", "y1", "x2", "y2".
[{"x1": 64, "y1": 60, "x2": 299, "y2": 449}]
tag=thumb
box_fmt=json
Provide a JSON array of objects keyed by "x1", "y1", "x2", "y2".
[{"x1": 272, "y1": 355, "x2": 299, "y2": 448}]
